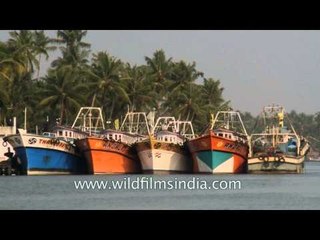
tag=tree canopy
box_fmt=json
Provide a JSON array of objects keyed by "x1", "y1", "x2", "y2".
[{"x1": 1, "y1": 30, "x2": 319, "y2": 154}]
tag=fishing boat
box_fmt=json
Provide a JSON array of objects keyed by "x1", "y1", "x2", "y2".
[
  {"x1": 187, "y1": 111, "x2": 249, "y2": 173},
  {"x1": 3, "y1": 130, "x2": 83, "y2": 175},
  {"x1": 2, "y1": 107, "x2": 102, "y2": 175},
  {"x1": 75, "y1": 111, "x2": 150, "y2": 174},
  {"x1": 248, "y1": 105, "x2": 310, "y2": 173},
  {"x1": 136, "y1": 117, "x2": 195, "y2": 174}
]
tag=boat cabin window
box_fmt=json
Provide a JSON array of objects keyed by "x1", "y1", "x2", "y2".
[
  {"x1": 109, "y1": 134, "x2": 112, "y2": 140},
  {"x1": 119, "y1": 135, "x2": 122, "y2": 141},
  {"x1": 165, "y1": 137, "x2": 168, "y2": 142},
  {"x1": 58, "y1": 131, "x2": 63, "y2": 136},
  {"x1": 65, "y1": 131, "x2": 68, "y2": 137},
  {"x1": 115, "y1": 135, "x2": 118, "y2": 141},
  {"x1": 69, "y1": 132, "x2": 72, "y2": 137},
  {"x1": 218, "y1": 133, "x2": 223, "y2": 137}
]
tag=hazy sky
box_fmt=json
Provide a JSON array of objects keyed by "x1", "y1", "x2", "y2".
[{"x1": 1, "y1": 30, "x2": 319, "y2": 115}]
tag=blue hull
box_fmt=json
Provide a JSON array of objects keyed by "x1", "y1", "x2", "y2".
[{"x1": 15, "y1": 147, "x2": 86, "y2": 175}]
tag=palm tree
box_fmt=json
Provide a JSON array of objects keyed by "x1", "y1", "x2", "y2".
[
  {"x1": 170, "y1": 60, "x2": 203, "y2": 93},
  {"x1": 202, "y1": 78, "x2": 224, "y2": 105},
  {"x1": 0, "y1": 40, "x2": 30, "y2": 124},
  {"x1": 51, "y1": 30, "x2": 91, "y2": 68},
  {"x1": 7, "y1": 30, "x2": 39, "y2": 74},
  {"x1": 165, "y1": 83, "x2": 204, "y2": 122},
  {"x1": 145, "y1": 50, "x2": 173, "y2": 103},
  {"x1": 34, "y1": 31, "x2": 56, "y2": 80},
  {"x1": 86, "y1": 52, "x2": 129, "y2": 120},
  {"x1": 0, "y1": 40, "x2": 27, "y2": 82},
  {"x1": 39, "y1": 66, "x2": 87, "y2": 125},
  {"x1": 122, "y1": 64, "x2": 154, "y2": 112}
]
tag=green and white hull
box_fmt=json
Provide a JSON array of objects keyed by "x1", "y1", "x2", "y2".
[{"x1": 248, "y1": 155, "x2": 305, "y2": 173}]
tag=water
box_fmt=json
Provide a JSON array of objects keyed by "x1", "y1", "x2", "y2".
[{"x1": 1, "y1": 162, "x2": 320, "y2": 210}]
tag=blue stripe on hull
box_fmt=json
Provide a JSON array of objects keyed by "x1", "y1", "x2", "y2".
[
  {"x1": 15, "y1": 147, "x2": 85, "y2": 174},
  {"x1": 196, "y1": 150, "x2": 232, "y2": 170}
]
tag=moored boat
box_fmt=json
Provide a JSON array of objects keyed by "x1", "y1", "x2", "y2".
[
  {"x1": 3, "y1": 130, "x2": 84, "y2": 175},
  {"x1": 187, "y1": 111, "x2": 249, "y2": 173},
  {"x1": 76, "y1": 111, "x2": 150, "y2": 174},
  {"x1": 136, "y1": 117, "x2": 195, "y2": 174},
  {"x1": 2, "y1": 107, "x2": 103, "y2": 175},
  {"x1": 248, "y1": 105, "x2": 310, "y2": 173}
]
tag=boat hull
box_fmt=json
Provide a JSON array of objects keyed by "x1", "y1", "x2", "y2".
[
  {"x1": 248, "y1": 155, "x2": 305, "y2": 173},
  {"x1": 136, "y1": 140, "x2": 192, "y2": 174},
  {"x1": 4, "y1": 134, "x2": 84, "y2": 175},
  {"x1": 76, "y1": 137, "x2": 141, "y2": 174},
  {"x1": 187, "y1": 131, "x2": 248, "y2": 173}
]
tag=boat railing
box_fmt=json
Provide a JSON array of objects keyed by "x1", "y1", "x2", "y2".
[
  {"x1": 212, "y1": 111, "x2": 249, "y2": 139},
  {"x1": 120, "y1": 112, "x2": 150, "y2": 136}
]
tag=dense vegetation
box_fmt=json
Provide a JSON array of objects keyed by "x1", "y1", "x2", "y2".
[
  {"x1": 1, "y1": 30, "x2": 319, "y2": 153},
  {"x1": 0, "y1": 30, "x2": 228, "y2": 134}
]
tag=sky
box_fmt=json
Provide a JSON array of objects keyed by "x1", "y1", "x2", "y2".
[{"x1": 1, "y1": 30, "x2": 320, "y2": 116}]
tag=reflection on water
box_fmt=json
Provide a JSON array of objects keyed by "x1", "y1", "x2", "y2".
[{"x1": 0, "y1": 161, "x2": 319, "y2": 210}]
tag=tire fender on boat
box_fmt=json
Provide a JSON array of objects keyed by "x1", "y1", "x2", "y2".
[
  {"x1": 258, "y1": 155, "x2": 269, "y2": 162},
  {"x1": 154, "y1": 142, "x2": 161, "y2": 149}
]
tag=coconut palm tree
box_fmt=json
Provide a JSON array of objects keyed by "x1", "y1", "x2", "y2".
[
  {"x1": 201, "y1": 77, "x2": 228, "y2": 113},
  {"x1": 33, "y1": 31, "x2": 56, "y2": 80},
  {"x1": 7, "y1": 30, "x2": 39, "y2": 74},
  {"x1": 122, "y1": 64, "x2": 154, "y2": 112},
  {"x1": 145, "y1": 50, "x2": 174, "y2": 107},
  {"x1": 170, "y1": 60, "x2": 203, "y2": 93},
  {"x1": 85, "y1": 52, "x2": 129, "y2": 120},
  {"x1": 39, "y1": 66, "x2": 87, "y2": 125},
  {"x1": 51, "y1": 30, "x2": 91, "y2": 68}
]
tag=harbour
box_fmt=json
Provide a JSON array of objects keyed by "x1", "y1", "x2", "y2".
[{"x1": 1, "y1": 30, "x2": 320, "y2": 209}]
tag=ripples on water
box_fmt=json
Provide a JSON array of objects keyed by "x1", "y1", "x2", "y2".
[{"x1": 0, "y1": 162, "x2": 320, "y2": 210}]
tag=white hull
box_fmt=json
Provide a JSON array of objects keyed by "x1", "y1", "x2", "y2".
[
  {"x1": 138, "y1": 149, "x2": 191, "y2": 173},
  {"x1": 4, "y1": 134, "x2": 77, "y2": 154}
]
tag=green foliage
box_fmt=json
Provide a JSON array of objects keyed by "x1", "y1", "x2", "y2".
[
  {"x1": 0, "y1": 30, "x2": 230, "y2": 135},
  {"x1": 3, "y1": 30, "x2": 320, "y2": 155}
]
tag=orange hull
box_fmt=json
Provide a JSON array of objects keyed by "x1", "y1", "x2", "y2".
[
  {"x1": 187, "y1": 130, "x2": 249, "y2": 173},
  {"x1": 76, "y1": 137, "x2": 141, "y2": 174}
]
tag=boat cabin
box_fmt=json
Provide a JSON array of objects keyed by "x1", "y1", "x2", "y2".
[
  {"x1": 155, "y1": 131, "x2": 184, "y2": 146},
  {"x1": 42, "y1": 127, "x2": 88, "y2": 144},
  {"x1": 101, "y1": 130, "x2": 146, "y2": 145},
  {"x1": 213, "y1": 129, "x2": 247, "y2": 143}
]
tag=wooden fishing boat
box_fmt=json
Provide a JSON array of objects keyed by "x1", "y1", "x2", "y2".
[{"x1": 187, "y1": 111, "x2": 249, "y2": 173}]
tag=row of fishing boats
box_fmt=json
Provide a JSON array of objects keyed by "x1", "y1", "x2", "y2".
[{"x1": 0, "y1": 104, "x2": 310, "y2": 175}]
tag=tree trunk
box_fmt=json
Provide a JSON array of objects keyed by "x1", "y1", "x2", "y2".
[
  {"x1": 186, "y1": 110, "x2": 191, "y2": 122},
  {"x1": 59, "y1": 99, "x2": 65, "y2": 125},
  {"x1": 109, "y1": 97, "x2": 115, "y2": 121},
  {"x1": 91, "y1": 94, "x2": 96, "y2": 107},
  {"x1": 37, "y1": 55, "x2": 41, "y2": 81}
]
